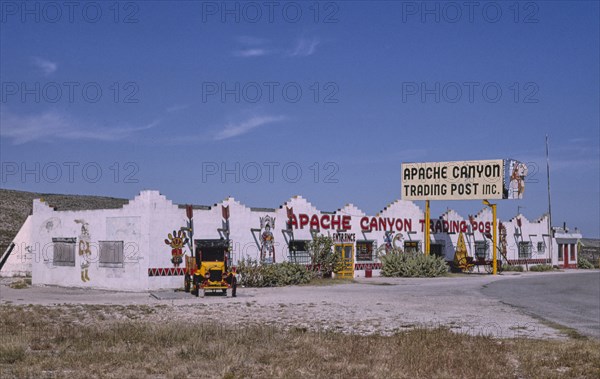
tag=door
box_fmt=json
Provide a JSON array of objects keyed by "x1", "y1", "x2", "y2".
[
  {"x1": 563, "y1": 244, "x2": 569, "y2": 267},
  {"x1": 335, "y1": 244, "x2": 354, "y2": 278}
]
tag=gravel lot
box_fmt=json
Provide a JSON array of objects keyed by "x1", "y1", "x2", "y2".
[{"x1": 2, "y1": 271, "x2": 596, "y2": 340}]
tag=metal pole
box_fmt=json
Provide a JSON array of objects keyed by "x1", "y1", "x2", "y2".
[
  {"x1": 492, "y1": 203, "x2": 498, "y2": 275},
  {"x1": 425, "y1": 200, "x2": 430, "y2": 255},
  {"x1": 545, "y1": 135, "x2": 553, "y2": 264}
]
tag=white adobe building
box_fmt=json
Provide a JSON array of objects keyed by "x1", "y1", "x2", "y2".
[{"x1": 1, "y1": 190, "x2": 580, "y2": 290}]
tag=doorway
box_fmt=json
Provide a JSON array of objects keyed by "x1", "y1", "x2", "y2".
[{"x1": 335, "y1": 244, "x2": 354, "y2": 278}]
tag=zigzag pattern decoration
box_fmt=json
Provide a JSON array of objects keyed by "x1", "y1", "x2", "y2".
[{"x1": 148, "y1": 267, "x2": 186, "y2": 276}]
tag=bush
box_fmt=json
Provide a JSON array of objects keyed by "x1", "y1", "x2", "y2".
[
  {"x1": 577, "y1": 256, "x2": 595, "y2": 269},
  {"x1": 305, "y1": 235, "x2": 341, "y2": 278},
  {"x1": 236, "y1": 258, "x2": 313, "y2": 287},
  {"x1": 502, "y1": 264, "x2": 524, "y2": 272},
  {"x1": 381, "y1": 250, "x2": 448, "y2": 277},
  {"x1": 529, "y1": 264, "x2": 554, "y2": 272}
]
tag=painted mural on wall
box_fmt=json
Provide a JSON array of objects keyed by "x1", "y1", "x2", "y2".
[
  {"x1": 165, "y1": 230, "x2": 188, "y2": 267},
  {"x1": 260, "y1": 215, "x2": 275, "y2": 263},
  {"x1": 40, "y1": 217, "x2": 61, "y2": 234},
  {"x1": 75, "y1": 219, "x2": 91, "y2": 282},
  {"x1": 499, "y1": 222, "x2": 508, "y2": 259},
  {"x1": 374, "y1": 231, "x2": 404, "y2": 257},
  {"x1": 454, "y1": 232, "x2": 473, "y2": 272},
  {"x1": 507, "y1": 160, "x2": 528, "y2": 199}
]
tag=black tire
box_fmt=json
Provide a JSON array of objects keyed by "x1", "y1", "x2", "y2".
[
  {"x1": 192, "y1": 274, "x2": 201, "y2": 297},
  {"x1": 184, "y1": 274, "x2": 191, "y2": 293}
]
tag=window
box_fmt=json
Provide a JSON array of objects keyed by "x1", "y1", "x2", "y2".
[
  {"x1": 99, "y1": 241, "x2": 124, "y2": 268},
  {"x1": 558, "y1": 244, "x2": 564, "y2": 261},
  {"x1": 537, "y1": 242, "x2": 545, "y2": 254},
  {"x1": 53, "y1": 238, "x2": 76, "y2": 266},
  {"x1": 288, "y1": 240, "x2": 311, "y2": 264},
  {"x1": 570, "y1": 244, "x2": 576, "y2": 261},
  {"x1": 356, "y1": 241, "x2": 374, "y2": 261},
  {"x1": 404, "y1": 241, "x2": 420, "y2": 254},
  {"x1": 430, "y1": 243, "x2": 445, "y2": 258},
  {"x1": 475, "y1": 241, "x2": 489, "y2": 260},
  {"x1": 518, "y1": 242, "x2": 532, "y2": 259}
]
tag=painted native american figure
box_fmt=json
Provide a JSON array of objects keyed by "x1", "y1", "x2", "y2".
[
  {"x1": 165, "y1": 230, "x2": 188, "y2": 267},
  {"x1": 75, "y1": 219, "x2": 91, "y2": 282},
  {"x1": 260, "y1": 215, "x2": 275, "y2": 263}
]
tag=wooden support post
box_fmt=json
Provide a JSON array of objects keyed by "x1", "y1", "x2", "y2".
[{"x1": 425, "y1": 200, "x2": 430, "y2": 255}]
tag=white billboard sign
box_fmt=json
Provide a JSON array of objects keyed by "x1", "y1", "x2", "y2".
[{"x1": 402, "y1": 159, "x2": 504, "y2": 200}]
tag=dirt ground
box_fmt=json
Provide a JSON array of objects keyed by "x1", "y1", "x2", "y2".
[{"x1": 2, "y1": 272, "x2": 588, "y2": 340}]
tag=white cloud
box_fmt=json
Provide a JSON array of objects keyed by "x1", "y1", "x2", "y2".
[
  {"x1": 233, "y1": 35, "x2": 320, "y2": 58},
  {"x1": 0, "y1": 109, "x2": 158, "y2": 145},
  {"x1": 214, "y1": 115, "x2": 285, "y2": 141},
  {"x1": 234, "y1": 48, "x2": 269, "y2": 57},
  {"x1": 289, "y1": 37, "x2": 320, "y2": 57},
  {"x1": 32, "y1": 57, "x2": 57, "y2": 75}
]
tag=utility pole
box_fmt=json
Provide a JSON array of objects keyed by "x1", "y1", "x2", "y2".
[{"x1": 546, "y1": 135, "x2": 553, "y2": 263}]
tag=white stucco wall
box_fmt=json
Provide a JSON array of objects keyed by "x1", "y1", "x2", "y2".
[
  {"x1": 30, "y1": 195, "x2": 146, "y2": 290},
  {"x1": 503, "y1": 214, "x2": 552, "y2": 265},
  {"x1": 1, "y1": 215, "x2": 33, "y2": 277}
]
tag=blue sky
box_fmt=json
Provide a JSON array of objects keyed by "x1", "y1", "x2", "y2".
[{"x1": 1, "y1": 1, "x2": 599, "y2": 237}]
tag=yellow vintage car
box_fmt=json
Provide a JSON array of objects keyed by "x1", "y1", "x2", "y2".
[{"x1": 185, "y1": 239, "x2": 236, "y2": 297}]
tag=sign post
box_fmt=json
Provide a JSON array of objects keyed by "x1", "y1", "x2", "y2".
[
  {"x1": 483, "y1": 200, "x2": 498, "y2": 275},
  {"x1": 424, "y1": 200, "x2": 430, "y2": 255}
]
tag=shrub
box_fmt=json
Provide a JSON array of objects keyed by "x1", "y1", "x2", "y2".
[
  {"x1": 381, "y1": 250, "x2": 448, "y2": 277},
  {"x1": 305, "y1": 235, "x2": 341, "y2": 278},
  {"x1": 236, "y1": 258, "x2": 313, "y2": 287},
  {"x1": 502, "y1": 264, "x2": 524, "y2": 272},
  {"x1": 529, "y1": 264, "x2": 554, "y2": 272},
  {"x1": 8, "y1": 279, "x2": 30, "y2": 289},
  {"x1": 577, "y1": 256, "x2": 595, "y2": 269}
]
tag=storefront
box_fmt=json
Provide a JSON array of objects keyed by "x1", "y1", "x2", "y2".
[{"x1": 2, "y1": 190, "x2": 577, "y2": 290}]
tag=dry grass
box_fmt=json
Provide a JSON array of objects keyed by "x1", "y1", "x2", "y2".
[
  {"x1": 1, "y1": 305, "x2": 599, "y2": 379},
  {"x1": 7, "y1": 279, "x2": 31, "y2": 290}
]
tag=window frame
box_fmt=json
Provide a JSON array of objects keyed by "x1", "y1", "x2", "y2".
[
  {"x1": 474, "y1": 240, "x2": 489, "y2": 260},
  {"x1": 287, "y1": 239, "x2": 311, "y2": 265},
  {"x1": 403, "y1": 241, "x2": 420, "y2": 254},
  {"x1": 429, "y1": 242, "x2": 445, "y2": 258},
  {"x1": 99, "y1": 240, "x2": 124, "y2": 268},
  {"x1": 52, "y1": 237, "x2": 76, "y2": 267},
  {"x1": 355, "y1": 240, "x2": 375, "y2": 262},
  {"x1": 518, "y1": 241, "x2": 532, "y2": 259},
  {"x1": 537, "y1": 241, "x2": 545, "y2": 254}
]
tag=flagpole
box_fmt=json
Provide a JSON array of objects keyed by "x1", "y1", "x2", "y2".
[{"x1": 546, "y1": 135, "x2": 553, "y2": 264}]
